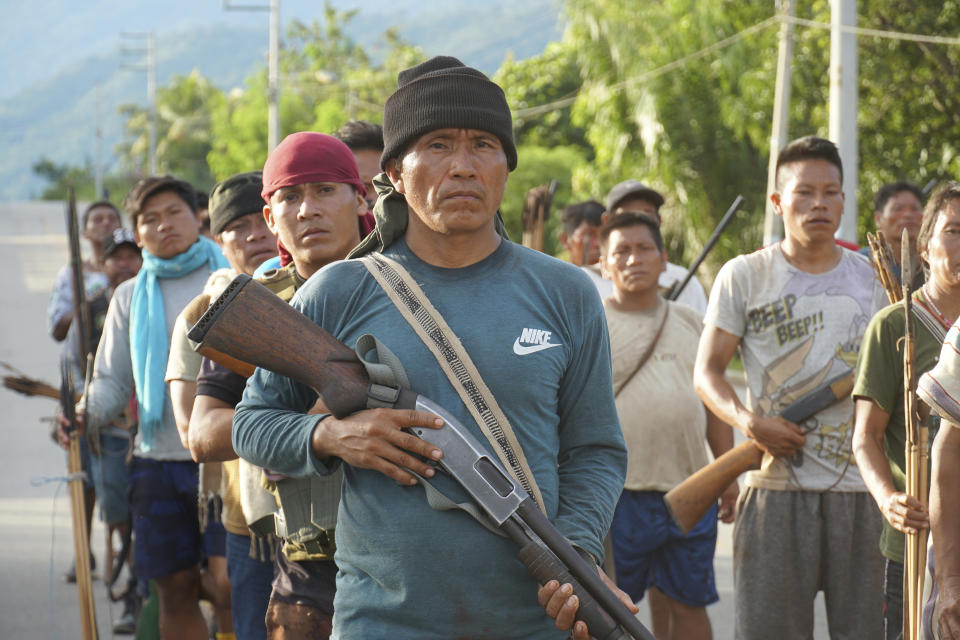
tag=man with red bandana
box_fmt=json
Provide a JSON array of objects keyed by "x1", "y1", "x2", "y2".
[{"x1": 200, "y1": 133, "x2": 366, "y2": 639}]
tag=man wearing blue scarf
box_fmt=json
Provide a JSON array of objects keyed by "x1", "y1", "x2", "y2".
[{"x1": 82, "y1": 175, "x2": 229, "y2": 639}]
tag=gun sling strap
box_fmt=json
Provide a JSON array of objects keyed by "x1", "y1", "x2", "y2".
[
  {"x1": 914, "y1": 296, "x2": 948, "y2": 344},
  {"x1": 613, "y1": 302, "x2": 669, "y2": 398},
  {"x1": 360, "y1": 252, "x2": 546, "y2": 513}
]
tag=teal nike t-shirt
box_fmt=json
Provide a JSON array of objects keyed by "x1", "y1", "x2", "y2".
[{"x1": 235, "y1": 237, "x2": 626, "y2": 639}]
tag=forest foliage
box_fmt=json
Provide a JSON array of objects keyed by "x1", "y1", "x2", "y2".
[{"x1": 35, "y1": 1, "x2": 960, "y2": 278}]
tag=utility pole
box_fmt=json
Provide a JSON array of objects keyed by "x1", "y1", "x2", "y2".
[
  {"x1": 829, "y1": 0, "x2": 859, "y2": 244},
  {"x1": 148, "y1": 33, "x2": 157, "y2": 175},
  {"x1": 762, "y1": 0, "x2": 796, "y2": 247},
  {"x1": 120, "y1": 32, "x2": 158, "y2": 175},
  {"x1": 223, "y1": 0, "x2": 280, "y2": 152},
  {"x1": 94, "y1": 85, "x2": 104, "y2": 198}
]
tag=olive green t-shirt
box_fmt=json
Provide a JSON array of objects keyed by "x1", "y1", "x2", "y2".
[{"x1": 853, "y1": 290, "x2": 945, "y2": 563}]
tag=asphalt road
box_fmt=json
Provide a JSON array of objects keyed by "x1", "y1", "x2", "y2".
[
  {"x1": 0, "y1": 201, "x2": 118, "y2": 639},
  {"x1": 0, "y1": 200, "x2": 829, "y2": 639}
]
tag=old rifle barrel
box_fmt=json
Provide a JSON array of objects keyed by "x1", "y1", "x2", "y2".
[{"x1": 667, "y1": 194, "x2": 743, "y2": 301}]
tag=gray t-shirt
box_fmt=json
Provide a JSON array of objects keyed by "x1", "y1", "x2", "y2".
[
  {"x1": 84, "y1": 265, "x2": 213, "y2": 460},
  {"x1": 705, "y1": 243, "x2": 885, "y2": 492}
]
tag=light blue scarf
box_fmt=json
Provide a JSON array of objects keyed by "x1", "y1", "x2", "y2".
[{"x1": 130, "y1": 236, "x2": 228, "y2": 450}]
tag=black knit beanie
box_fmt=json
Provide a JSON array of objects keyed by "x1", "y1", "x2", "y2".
[
  {"x1": 208, "y1": 171, "x2": 265, "y2": 236},
  {"x1": 381, "y1": 56, "x2": 517, "y2": 172}
]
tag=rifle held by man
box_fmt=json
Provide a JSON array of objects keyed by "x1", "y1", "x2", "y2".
[
  {"x1": 664, "y1": 369, "x2": 854, "y2": 534},
  {"x1": 189, "y1": 274, "x2": 653, "y2": 640},
  {"x1": 665, "y1": 195, "x2": 743, "y2": 301}
]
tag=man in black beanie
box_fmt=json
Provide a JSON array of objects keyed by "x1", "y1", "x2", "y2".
[{"x1": 235, "y1": 56, "x2": 630, "y2": 639}]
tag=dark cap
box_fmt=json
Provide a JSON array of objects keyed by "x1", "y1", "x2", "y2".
[
  {"x1": 102, "y1": 228, "x2": 140, "y2": 259},
  {"x1": 123, "y1": 175, "x2": 197, "y2": 223},
  {"x1": 381, "y1": 55, "x2": 517, "y2": 171},
  {"x1": 605, "y1": 180, "x2": 665, "y2": 213},
  {"x1": 209, "y1": 171, "x2": 265, "y2": 235}
]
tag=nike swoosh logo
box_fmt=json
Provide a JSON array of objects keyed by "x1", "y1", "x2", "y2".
[{"x1": 513, "y1": 338, "x2": 562, "y2": 356}]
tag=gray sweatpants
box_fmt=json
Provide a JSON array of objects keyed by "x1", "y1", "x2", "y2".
[{"x1": 733, "y1": 487, "x2": 883, "y2": 640}]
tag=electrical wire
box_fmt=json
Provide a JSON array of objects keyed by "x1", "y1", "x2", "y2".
[
  {"x1": 512, "y1": 15, "x2": 780, "y2": 119},
  {"x1": 786, "y1": 15, "x2": 960, "y2": 46},
  {"x1": 511, "y1": 11, "x2": 960, "y2": 120}
]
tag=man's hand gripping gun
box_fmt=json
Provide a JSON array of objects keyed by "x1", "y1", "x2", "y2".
[
  {"x1": 664, "y1": 369, "x2": 855, "y2": 534},
  {"x1": 188, "y1": 274, "x2": 653, "y2": 640}
]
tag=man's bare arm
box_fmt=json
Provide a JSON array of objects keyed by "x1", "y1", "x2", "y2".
[
  {"x1": 705, "y1": 406, "x2": 734, "y2": 459},
  {"x1": 932, "y1": 422, "x2": 960, "y2": 638},
  {"x1": 188, "y1": 394, "x2": 238, "y2": 463},
  {"x1": 168, "y1": 379, "x2": 196, "y2": 451},
  {"x1": 694, "y1": 324, "x2": 805, "y2": 457},
  {"x1": 705, "y1": 405, "x2": 739, "y2": 523},
  {"x1": 853, "y1": 397, "x2": 927, "y2": 534}
]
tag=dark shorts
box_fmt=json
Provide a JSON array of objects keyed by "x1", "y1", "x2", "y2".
[
  {"x1": 128, "y1": 457, "x2": 202, "y2": 581},
  {"x1": 610, "y1": 489, "x2": 719, "y2": 607},
  {"x1": 88, "y1": 434, "x2": 131, "y2": 525},
  {"x1": 202, "y1": 499, "x2": 226, "y2": 559},
  {"x1": 271, "y1": 549, "x2": 337, "y2": 615},
  {"x1": 883, "y1": 558, "x2": 903, "y2": 640}
]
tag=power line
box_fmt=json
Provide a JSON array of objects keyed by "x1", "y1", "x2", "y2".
[
  {"x1": 786, "y1": 15, "x2": 960, "y2": 46},
  {"x1": 614, "y1": 17, "x2": 779, "y2": 91},
  {"x1": 512, "y1": 16, "x2": 779, "y2": 119},
  {"x1": 512, "y1": 12, "x2": 960, "y2": 121}
]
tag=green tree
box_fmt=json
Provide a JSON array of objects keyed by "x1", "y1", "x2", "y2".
[
  {"x1": 855, "y1": 1, "x2": 960, "y2": 237},
  {"x1": 31, "y1": 157, "x2": 136, "y2": 204},
  {"x1": 562, "y1": 0, "x2": 776, "y2": 280},
  {"x1": 500, "y1": 144, "x2": 589, "y2": 256},
  {"x1": 495, "y1": 41, "x2": 590, "y2": 152},
  {"x1": 553, "y1": 0, "x2": 960, "y2": 281},
  {"x1": 208, "y1": 5, "x2": 424, "y2": 180},
  {"x1": 117, "y1": 70, "x2": 225, "y2": 192}
]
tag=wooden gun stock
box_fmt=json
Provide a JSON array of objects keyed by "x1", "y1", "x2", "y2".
[
  {"x1": 663, "y1": 441, "x2": 762, "y2": 534},
  {"x1": 187, "y1": 274, "x2": 369, "y2": 418},
  {"x1": 181, "y1": 291, "x2": 256, "y2": 378},
  {"x1": 664, "y1": 370, "x2": 855, "y2": 534}
]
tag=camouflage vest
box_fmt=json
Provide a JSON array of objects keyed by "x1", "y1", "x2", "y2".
[{"x1": 258, "y1": 264, "x2": 341, "y2": 561}]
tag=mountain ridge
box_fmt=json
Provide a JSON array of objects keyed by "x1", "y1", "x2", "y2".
[{"x1": 0, "y1": 0, "x2": 562, "y2": 201}]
